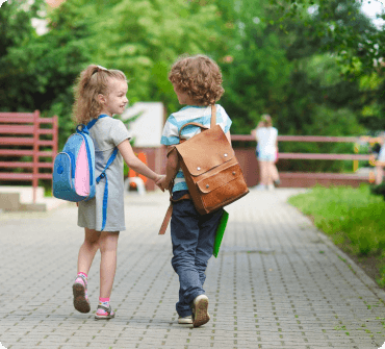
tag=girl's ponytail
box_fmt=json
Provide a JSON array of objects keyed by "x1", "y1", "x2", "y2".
[{"x1": 80, "y1": 65, "x2": 100, "y2": 90}]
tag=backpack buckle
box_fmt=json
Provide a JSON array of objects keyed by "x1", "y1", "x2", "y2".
[{"x1": 76, "y1": 124, "x2": 89, "y2": 134}]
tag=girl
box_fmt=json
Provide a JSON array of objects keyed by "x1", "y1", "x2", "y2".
[
  {"x1": 375, "y1": 132, "x2": 385, "y2": 185},
  {"x1": 72, "y1": 64, "x2": 163, "y2": 320},
  {"x1": 252, "y1": 115, "x2": 280, "y2": 190}
]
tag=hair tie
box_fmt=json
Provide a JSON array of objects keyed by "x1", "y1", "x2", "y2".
[{"x1": 93, "y1": 65, "x2": 108, "y2": 75}]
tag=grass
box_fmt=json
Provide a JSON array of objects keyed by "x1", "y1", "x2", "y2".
[{"x1": 288, "y1": 184, "x2": 385, "y2": 287}]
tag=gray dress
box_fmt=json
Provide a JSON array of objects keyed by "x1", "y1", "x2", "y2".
[{"x1": 78, "y1": 117, "x2": 131, "y2": 232}]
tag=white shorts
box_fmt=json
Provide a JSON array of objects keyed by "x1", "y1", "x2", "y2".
[{"x1": 378, "y1": 146, "x2": 385, "y2": 162}]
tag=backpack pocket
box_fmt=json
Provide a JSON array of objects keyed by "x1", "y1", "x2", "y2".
[
  {"x1": 53, "y1": 152, "x2": 79, "y2": 201},
  {"x1": 74, "y1": 141, "x2": 90, "y2": 197},
  {"x1": 195, "y1": 160, "x2": 249, "y2": 213}
]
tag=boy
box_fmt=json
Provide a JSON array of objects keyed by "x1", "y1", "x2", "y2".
[{"x1": 158, "y1": 55, "x2": 232, "y2": 327}]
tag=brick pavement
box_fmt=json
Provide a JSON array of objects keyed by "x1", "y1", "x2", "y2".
[{"x1": 0, "y1": 188, "x2": 385, "y2": 349}]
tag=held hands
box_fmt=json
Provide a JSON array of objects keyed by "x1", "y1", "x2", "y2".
[
  {"x1": 156, "y1": 175, "x2": 173, "y2": 192},
  {"x1": 155, "y1": 174, "x2": 173, "y2": 192},
  {"x1": 154, "y1": 174, "x2": 165, "y2": 192}
]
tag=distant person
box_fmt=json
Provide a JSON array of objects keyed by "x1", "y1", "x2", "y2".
[
  {"x1": 251, "y1": 115, "x2": 280, "y2": 190},
  {"x1": 375, "y1": 132, "x2": 385, "y2": 185},
  {"x1": 72, "y1": 65, "x2": 163, "y2": 320}
]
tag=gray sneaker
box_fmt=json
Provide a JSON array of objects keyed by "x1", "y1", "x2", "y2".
[
  {"x1": 274, "y1": 179, "x2": 281, "y2": 187},
  {"x1": 192, "y1": 295, "x2": 210, "y2": 327},
  {"x1": 178, "y1": 315, "x2": 193, "y2": 324}
]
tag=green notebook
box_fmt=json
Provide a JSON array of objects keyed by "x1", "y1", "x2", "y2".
[{"x1": 213, "y1": 210, "x2": 229, "y2": 258}]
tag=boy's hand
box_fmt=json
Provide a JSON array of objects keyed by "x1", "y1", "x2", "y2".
[
  {"x1": 155, "y1": 174, "x2": 166, "y2": 192},
  {"x1": 157, "y1": 176, "x2": 173, "y2": 192}
]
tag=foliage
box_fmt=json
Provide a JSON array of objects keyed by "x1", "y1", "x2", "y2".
[
  {"x1": 1, "y1": 0, "x2": 383, "y2": 161},
  {"x1": 214, "y1": 0, "x2": 369, "y2": 173},
  {"x1": 371, "y1": 182, "x2": 385, "y2": 201},
  {"x1": 270, "y1": 0, "x2": 385, "y2": 75},
  {"x1": 289, "y1": 185, "x2": 385, "y2": 286},
  {"x1": 0, "y1": 0, "x2": 93, "y2": 145},
  {"x1": 0, "y1": 0, "x2": 44, "y2": 109},
  {"x1": 83, "y1": 0, "x2": 227, "y2": 113},
  {"x1": 1, "y1": 0, "x2": 231, "y2": 147},
  {"x1": 268, "y1": 0, "x2": 385, "y2": 132},
  {"x1": 217, "y1": 0, "x2": 293, "y2": 133}
]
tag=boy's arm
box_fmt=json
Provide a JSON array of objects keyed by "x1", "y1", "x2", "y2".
[{"x1": 161, "y1": 146, "x2": 179, "y2": 191}]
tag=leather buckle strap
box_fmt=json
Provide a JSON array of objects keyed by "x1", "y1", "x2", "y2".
[
  {"x1": 158, "y1": 193, "x2": 192, "y2": 235},
  {"x1": 159, "y1": 204, "x2": 173, "y2": 235},
  {"x1": 170, "y1": 193, "x2": 191, "y2": 203}
]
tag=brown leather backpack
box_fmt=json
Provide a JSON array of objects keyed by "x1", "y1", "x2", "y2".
[
  {"x1": 173, "y1": 104, "x2": 249, "y2": 215},
  {"x1": 159, "y1": 105, "x2": 249, "y2": 234}
]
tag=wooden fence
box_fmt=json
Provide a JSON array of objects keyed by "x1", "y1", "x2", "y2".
[
  {"x1": 231, "y1": 135, "x2": 372, "y2": 187},
  {"x1": 0, "y1": 111, "x2": 58, "y2": 202}
]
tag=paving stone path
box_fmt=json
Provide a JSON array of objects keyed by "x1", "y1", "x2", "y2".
[{"x1": 1, "y1": 188, "x2": 385, "y2": 349}]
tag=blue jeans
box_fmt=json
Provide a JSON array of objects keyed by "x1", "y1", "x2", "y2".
[{"x1": 171, "y1": 190, "x2": 223, "y2": 317}]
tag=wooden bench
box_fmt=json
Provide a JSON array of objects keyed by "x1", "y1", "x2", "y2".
[{"x1": 0, "y1": 111, "x2": 58, "y2": 203}]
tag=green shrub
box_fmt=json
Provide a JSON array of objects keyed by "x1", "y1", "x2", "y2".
[
  {"x1": 289, "y1": 185, "x2": 385, "y2": 286},
  {"x1": 371, "y1": 183, "x2": 385, "y2": 201}
]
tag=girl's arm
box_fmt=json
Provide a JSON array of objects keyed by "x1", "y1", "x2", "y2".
[{"x1": 117, "y1": 140, "x2": 162, "y2": 184}]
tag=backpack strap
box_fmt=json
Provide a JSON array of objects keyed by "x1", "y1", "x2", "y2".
[
  {"x1": 177, "y1": 105, "x2": 217, "y2": 138},
  {"x1": 210, "y1": 104, "x2": 216, "y2": 128},
  {"x1": 95, "y1": 148, "x2": 119, "y2": 231},
  {"x1": 87, "y1": 114, "x2": 109, "y2": 130},
  {"x1": 178, "y1": 122, "x2": 209, "y2": 137}
]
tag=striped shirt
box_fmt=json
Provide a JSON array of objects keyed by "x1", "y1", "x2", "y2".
[{"x1": 161, "y1": 104, "x2": 232, "y2": 192}]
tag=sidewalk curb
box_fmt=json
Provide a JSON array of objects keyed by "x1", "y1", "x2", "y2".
[{"x1": 315, "y1": 229, "x2": 385, "y2": 302}]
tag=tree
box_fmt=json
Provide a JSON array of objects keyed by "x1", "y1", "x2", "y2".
[
  {"x1": 270, "y1": 0, "x2": 385, "y2": 76},
  {"x1": 0, "y1": 0, "x2": 93, "y2": 142},
  {"x1": 216, "y1": 0, "x2": 293, "y2": 133},
  {"x1": 0, "y1": 0, "x2": 45, "y2": 109},
  {"x1": 266, "y1": 0, "x2": 385, "y2": 132},
  {"x1": 77, "y1": 0, "x2": 227, "y2": 113}
]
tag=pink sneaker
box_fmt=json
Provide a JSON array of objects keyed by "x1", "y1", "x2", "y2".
[{"x1": 72, "y1": 274, "x2": 90, "y2": 313}]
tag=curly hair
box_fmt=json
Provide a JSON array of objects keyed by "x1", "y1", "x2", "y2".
[
  {"x1": 168, "y1": 55, "x2": 224, "y2": 106},
  {"x1": 72, "y1": 65, "x2": 127, "y2": 125}
]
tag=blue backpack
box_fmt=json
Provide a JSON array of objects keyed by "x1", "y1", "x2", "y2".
[{"x1": 53, "y1": 114, "x2": 118, "y2": 231}]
